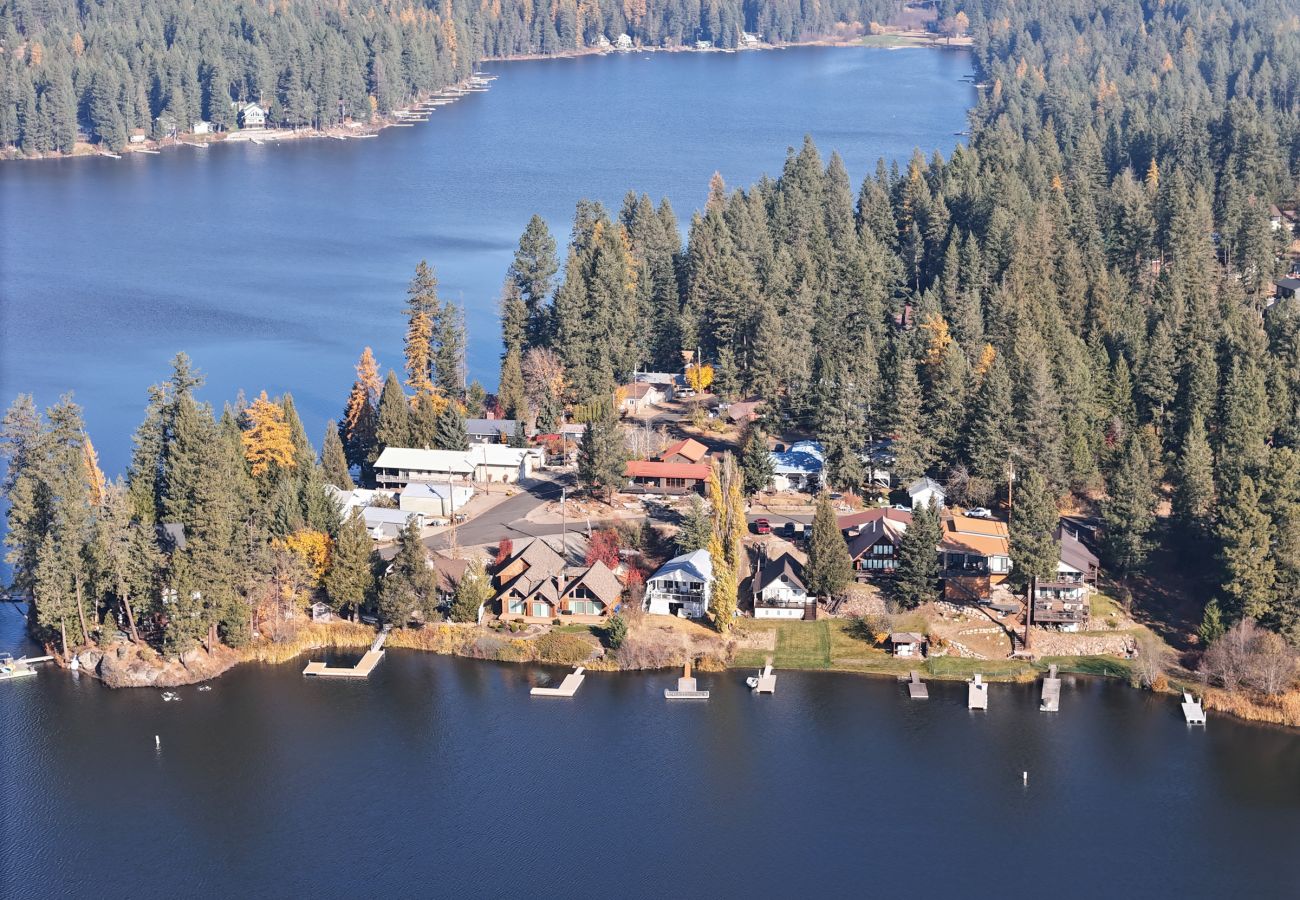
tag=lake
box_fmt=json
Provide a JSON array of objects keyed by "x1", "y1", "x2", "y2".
[
  {"x1": 1, "y1": 610, "x2": 1299, "y2": 898},
  {"x1": 0, "y1": 46, "x2": 974, "y2": 476}
]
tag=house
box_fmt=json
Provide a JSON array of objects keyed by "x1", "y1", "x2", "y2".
[
  {"x1": 192, "y1": 121, "x2": 212, "y2": 135},
  {"x1": 239, "y1": 102, "x2": 266, "y2": 129},
  {"x1": 325, "y1": 485, "x2": 398, "y2": 519},
  {"x1": 939, "y1": 513, "x2": 1012, "y2": 601},
  {"x1": 615, "y1": 32, "x2": 634, "y2": 49},
  {"x1": 466, "y1": 418, "x2": 517, "y2": 444},
  {"x1": 1270, "y1": 205, "x2": 1285, "y2": 231},
  {"x1": 1275, "y1": 277, "x2": 1300, "y2": 300},
  {"x1": 658, "y1": 438, "x2": 709, "y2": 465},
  {"x1": 399, "y1": 481, "x2": 474, "y2": 518},
  {"x1": 907, "y1": 476, "x2": 946, "y2": 510},
  {"x1": 751, "y1": 552, "x2": 814, "y2": 619},
  {"x1": 310, "y1": 601, "x2": 333, "y2": 622},
  {"x1": 430, "y1": 554, "x2": 469, "y2": 608},
  {"x1": 624, "y1": 460, "x2": 711, "y2": 494},
  {"x1": 890, "y1": 632, "x2": 926, "y2": 657},
  {"x1": 361, "y1": 507, "x2": 425, "y2": 540},
  {"x1": 694, "y1": 40, "x2": 713, "y2": 49},
  {"x1": 844, "y1": 509, "x2": 912, "y2": 579},
  {"x1": 373, "y1": 445, "x2": 541, "y2": 489},
  {"x1": 740, "y1": 31, "x2": 761, "y2": 46},
  {"x1": 128, "y1": 129, "x2": 147, "y2": 144},
  {"x1": 645, "y1": 549, "x2": 712, "y2": 618},
  {"x1": 596, "y1": 34, "x2": 612, "y2": 49},
  {"x1": 769, "y1": 440, "x2": 824, "y2": 492},
  {"x1": 724, "y1": 399, "x2": 762, "y2": 426},
  {"x1": 633, "y1": 372, "x2": 682, "y2": 399},
  {"x1": 1031, "y1": 526, "x2": 1100, "y2": 631},
  {"x1": 618, "y1": 382, "x2": 665, "y2": 415},
  {"x1": 495, "y1": 539, "x2": 621, "y2": 623}
]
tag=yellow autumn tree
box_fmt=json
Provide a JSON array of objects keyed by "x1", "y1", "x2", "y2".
[
  {"x1": 83, "y1": 434, "x2": 106, "y2": 506},
  {"x1": 685, "y1": 363, "x2": 715, "y2": 394},
  {"x1": 919, "y1": 313, "x2": 953, "y2": 367},
  {"x1": 282, "y1": 529, "x2": 333, "y2": 586},
  {"x1": 242, "y1": 391, "x2": 297, "y2": 476},
  {"x1": 973, "y1": 343, "x2": 997, "y2": 381}
]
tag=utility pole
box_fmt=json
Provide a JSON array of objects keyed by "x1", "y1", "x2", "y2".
[
  {"x1": 1006, "y1": 456, "x2": 1016, "y2": 512},
  {"x1": 1024, "y1": 575, "x2": 1036, "y2": 653},
  {"x1": 560, "y1": 486, "x2": 567, "y2": 562},
  {"x1": 448, "y1": 473, "x2": 459, "y2": 559}
]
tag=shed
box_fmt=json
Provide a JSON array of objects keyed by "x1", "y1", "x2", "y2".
[{"x1": 889, "y1": 632, "x2": 927, "y2": 658}]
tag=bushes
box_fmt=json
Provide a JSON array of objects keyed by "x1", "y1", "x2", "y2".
[
  {"x1": 535, "y1": 632, "x2": 597, "y2": 665},
  {"x1": 603, "y1": 614, "x2": 629, "y2": 649}
]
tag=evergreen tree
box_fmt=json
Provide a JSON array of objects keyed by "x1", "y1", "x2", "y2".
[
  {"x1": 893, "y1": 501, "x2": 941, "y2": 609},
  {"x1": 449, "y1": 559, "x2": 491, "y2": 623},
  {"x1": 1172, "y1": 412, "x2": 1214, "y2": 528},
  {"x1": 1010, "y1": 469, "x2": 1060, "y2": 583},
  {"x1": 376, "y1": 370, "x2": 411, "y2": 449},
  {"x1": 740, "y1": 427, "x2": 774, "y2": 496},
  {"x1": 576, "y1": 401, "x2": 625, "y2": 502},
  {"x1": 433, "y1": 402, "x2": 468, "y2": 451},
  {"x1": 321, "y1": 421, "x2": 353, "y2": 488},
  {"x1": 324, "y1": 509, "x2": 375, "y2": 619},
  {"x1": 1102, "y1": 432, "x2": 1158, "y2": 574},
  {"x1": 1216, "y1": 475, "x2": 1276, "y2": 621},
  {"x1": 378, "y1": 517, "x2": 436, "y2": 624},
  {"x1": 509, "y1": 214, "x2": 559, "y2": 346},
  {"x1": 805, "y1": 492, "x2": 852, "y2": 598},
  {"x1": 676, "y1": 495, "x2": 714, "y2": 553}
]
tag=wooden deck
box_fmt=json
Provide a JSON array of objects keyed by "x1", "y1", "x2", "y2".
[
  {"x1": 907, "y1": 670, "x2": 929, "y2": 699},
  {"x1": 665, "y1": 662, "x2": 709, "y2": 699},
  {"x1": 750, "y1": 661, "x2": 776, "y2": 694},
  {"x1": 531, "y1": 667, "x2": 586, "y2": 697},
  {"x1": 1040, "y1": 664, "x2": 1061, "y2": 712},
  {"x1": 303, "y1": 626, "x2": 389, "y2": 678},
  {"x1": 968, "y1": 673, "x2": 988, "y2": 710},
  {"x1": 1181, "y1": 692, "x2": 1206, "y2": 725}
]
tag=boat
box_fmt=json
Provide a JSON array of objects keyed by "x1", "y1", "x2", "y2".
[
  {"x1": 161, "y1": 691, "x2": 181, "y2": 702},
  {"x1": 197, "y1": 685, "x2": 212, "y2": 692},
  {"x1": 745, "y1": 675, "x2": 759, "y2": 688},
  {"x1": 0, "y1": 654, "x2": 37, "y2": 681}
]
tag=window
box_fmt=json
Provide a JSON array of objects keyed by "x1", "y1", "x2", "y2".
[
  {"x1": 508, "y1": 599, "x2": 526, "y2": 615},
  {"x1": 570, "y1": 586, "x2": 592, "y2": 600},
  {"x1": 666, "y1": 477, "x2": 686, "y2": 488},
  {"x1": 568, "y1": 600, "x2": 601, "y2": 616},
  {"x1": 530, "y1": 601, "x2": 549, "y2": 618}
]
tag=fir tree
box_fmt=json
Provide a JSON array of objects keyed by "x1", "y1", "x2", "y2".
[
  {"x1": 676, "y1": 495, "x2": 713, "y2": 553},
  {"x1": 894, "y1": 501, "x2": 941, "y2": 609},
  {"x1": 1216, "y1": 475, "x2": 1276, "y2": 620},
  {"x1": 740, "y1": 427, "x2": 774, "y2": 496},
  {"x1": 1102, "y1": 432, "x2": 1158, "y2": 574},
  {"x1": 433, "y1": 402, "x2": 468, "y2": 451},
  {"x1": 324, "y1": 509, "x2": 375, "y2": 619},
  {"x1": 576, "y1": 401, "x2": 625, "y2": 503},
  {"x1": 449, "y1": 559, "x2": 491, "y2": 623},
  {"x1": 376, "y1": 370, "x2": 411, "y2": 449},
  {"x1": 378, "y1": 517, "x2": 435, "y2": 624},
  {"x1": 1010, "y1": 469, "x2": 1060, "y2": 583},
  {"x1": 321, "y1": 421, "x2": 354, "y2": 489},
  {"x1": 805, "y1": 492, "x2": 852, "y2": 598},
  {"x1": 1173, "y1": 412, "x2": 1214, "y2": 528}
]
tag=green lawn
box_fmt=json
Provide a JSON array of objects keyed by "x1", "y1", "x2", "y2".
[{"x1": 1036, "y1": 655, "x2": 1133, "y2": 679}]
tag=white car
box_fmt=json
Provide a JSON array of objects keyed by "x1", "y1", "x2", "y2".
[{"x1": 966, "y1": 507, "x2": 993, "y2": 519}]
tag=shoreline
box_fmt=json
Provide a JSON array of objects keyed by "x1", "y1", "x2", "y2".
[
  {"x1": 44, "y1": 617, "x2": 1298, "y2": 731},
  {"x1": 0, "y1": 34, "x2": 971, "y2": 165}
]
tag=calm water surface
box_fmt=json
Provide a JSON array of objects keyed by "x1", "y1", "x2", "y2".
[
  {"x1": 2, "y1": 611, "x2": 1299, "y2": 899},
  {"x1": 1, "y1": 47, "x2": 973, "y2": 475}
]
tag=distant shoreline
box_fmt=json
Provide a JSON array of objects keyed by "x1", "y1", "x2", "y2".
[{"x1": 1, "y1": 35, "x2": 972, "y2": 165}]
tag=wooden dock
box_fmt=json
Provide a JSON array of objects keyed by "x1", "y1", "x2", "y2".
[
  {"x1": 303, "y1": 626, "x2": 389, "y2": 678},
  {"x1": 1040, "y1": 664, "x2": 1061, "y2": 712},
  {"x1": 749, "y1": 660, "x2": 776, "y2": 694},
  {"x1": 0, "y1": 654, "x2": 52, "y2": 681},
  {"x1": 531, "y1": 667, "x2": 586, "y2": 697},
  {"x1": 1182, "y1": 691, "x2": 1206, "y2": 725},
  {"x1": 665, "y1": 661, "x2": 709, "y2": 700},
  {"x1": 968, "y1": 673, "x2": 988, "y2": 710},
  {"x1": 907, "y1": 670, "x2": 929, "y2": 699}
]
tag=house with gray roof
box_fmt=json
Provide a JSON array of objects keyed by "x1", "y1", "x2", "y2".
[{"x1": 645, "y1": 549, "x2": 713, "y2": 618}]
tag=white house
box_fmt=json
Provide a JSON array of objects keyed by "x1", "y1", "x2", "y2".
[
  {"x1": 770, "y1": 440, "x2": 824, "y2": 492},
  {"x1": 373, "y1": 448, "x2": 474, "y2": 489},
  {"x1": 645, "y1": 549, "x2": 713, "y2": 618},
  {"x1": 467, "y1": 444, "x2": 541, "y2": 483},
  {"x1": 751, "y1": 552, "x2": 812, "y2": 619},
  {"x1": 192, "y1": 120, "x2": 212, "y2": 135},
  {"x1": 361, "y1": 507, "x2": 424, "y2": 541},
  {"x1": 325, "y1": 485, "x2": 398, "y2": 519},
  {"x1": 618, "y1": 382, "x2": 665, "y2": 415},
  {"x1": 907, "y1": 476, "x2": 946, "y2": 510},
  {"x1": 740, "y1": 31, "x2": 761, "y2": 46},
  {"x1": 239, "y1": 102, "x2": 266, "y2": 129},
  {"x1": 615, "y1": 32, "x2": 634, "y2": 49},
  {"x1": 399, "y1": 481, "x2": 475, "y2": 518}
]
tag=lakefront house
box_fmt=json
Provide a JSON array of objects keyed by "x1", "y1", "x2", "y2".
[
  {"x1": 939, "y1": 512, "x2": 1012, "y2": 601},
  {"x1": 750, "y1": 551, "x2": 814, "y2": 620},
  {"x1": 842, "y1": 508, "x2": 912, "y2": 579},
  {"x1": 494, "y1": 539, "x2": 623, "y2": 623},
  {"x1": 645, "y1": 549, "x2": 713, "y2": 618}
]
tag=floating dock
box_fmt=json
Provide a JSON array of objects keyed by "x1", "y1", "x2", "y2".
[
  {"x1": 1040, "y1": 664, "x2": 1061, "y2": 712},
  {"x1": 748, "y1": 661, "x2": 776, "y2": 694},
  {"x1": 531, "y1": 666, "x2": 586, "y2": 697},
  {"x1": 665, "y1": 661, "x2": 709, "y2": 700},
  {"x1": 303, "y1": 626, "x2": 389, "y2": 678},
  {"x1": 0, "y1": 654, "x2": 52, "y2": 682},
  {"x1": 907, "y1": 671, "x2": 929, "y2": 699},
  {"x1": 968, "y1": 673, "x2": 988, "y2": 710},
  {"x1": 1182, "y1": 691, "x2": 1206, "y2": 725}
]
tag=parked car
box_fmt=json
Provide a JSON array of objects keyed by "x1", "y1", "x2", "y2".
[
  {"x1": 753, "y1": 518, "x2": 771, "y2": 535},
  {"x1": 966, "y1": 507, "x2": 993, "y2": 519}
]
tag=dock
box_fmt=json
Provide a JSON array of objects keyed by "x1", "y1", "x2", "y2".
[
  {"x1": 303, "y1": 626, "x2": 389, "y2": 678},
  {"x1": 665, "y1": 661, "x2": 709, "y2": 700},
  {"x1": 1040, "y1": 664, "x2": 1061, "y2": 712},
  {"x1": 1181, "y1": 691, "x2": 1206, "y2": 725},
  {"x1": 531, "y1": 666, "x2": 586, "y2": 697},
  {"x1": 907, "y1": 671, "x2": 929, "y2": 699},
  {"x1": 748, "y1": 660, "x2": 776, "y2": 694},
  {"x1": 968, "y1": 673, "x2": 988, "y2": 710},
  {"x1": 0, "y1": 654, "x2": 53, "y2": 681}
]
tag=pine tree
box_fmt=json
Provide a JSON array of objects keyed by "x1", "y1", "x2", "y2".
[
  {"x1": 509, "y1": 214, "x2": 559, "y2": 346},
  {"x1": 1010, "y1": 469, "x2": 1060, "y2": 582},
  {"x1": 498, "y1": 348, "x2": 527, "y2": 421},
  {"x1": 805, "y1": 492, "x2": 852, "y2": 598},
  {"x1": 404, "y1": 261, "x2": 439, "y2": 398},
  {"x1": 676, "y1": 495, "x2": 714, "y2": 553},
  {"x1": 376, "y1": 370, "x2": 411, "y2": 449},
  {"x1": 1198, "y1": 599, "x2": 1226, "y2": 645},
  {"x1": 321, "y1": 421, "x2": 353, "y2": 489},
  {"x1": 894, "y1": 501, "x2": 941, "y2": 609},
  {"x1": 888, "y1": 342, "x2": 929, "y2": 483},
  {"x1": 1173, "y1": 412, "x2": 1214, "y2": 528},
  {"x1": 576, "y1": 401, "x2": 625, "y2": 502},
  {"x1": 1216, "y1": 475, "x2": 1276, "y2": 620},
  {"x1": 378, "y1": 517, "x2": 435, "y2": 624},
  {"x1": 433, "y1": 401, "x2": 468, "y2": 451},
  {"x1": 740, "y1": 427, "x2": 774, "y2": 496},
  {"x1": 449, "y1": 559, "x2": 491, "y2": 623},
  {"x1": 324, "y1": 509, "x2": 375, "y2": 619},
  {"x1": 1102, "y1": 432, "x2": 1158, "y2": 574}
]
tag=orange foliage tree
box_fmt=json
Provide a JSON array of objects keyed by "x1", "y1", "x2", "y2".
[
  {"x1": 282, "y1": 529, "x2": 333, "y2": 586},
  {"x1": 242, "y1": 391, "x2": 297, "y2": 476}
]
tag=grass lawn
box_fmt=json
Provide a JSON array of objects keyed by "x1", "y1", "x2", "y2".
[
  {"x1": 860, "y1": 33, "x2": 920, "y2": 48},
  {"x1": 550, "y1": 623, "x2": 599, "y2": 636},
  {"x1": 1037, "y1": 655, "x2": 1133, "y2": 679}
]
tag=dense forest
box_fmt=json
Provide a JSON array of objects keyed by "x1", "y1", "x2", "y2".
[
  {"x1": 3, "y1": 0, "x2": 1300, "y2": 662},
  {"x1": 0, "y1": 0, "x2": 902, "y2": 153},
  {"x1": 495, "y1": 0, "x2": 1300, "y2": 639}
]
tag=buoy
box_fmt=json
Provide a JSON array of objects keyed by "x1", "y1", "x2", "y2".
[
  {"x1": 155, "y1": 735, "x2": 160, "y2": 749},
  {"x1": 1022, "y1": 771, "x2": 1028, "y2": 785}
]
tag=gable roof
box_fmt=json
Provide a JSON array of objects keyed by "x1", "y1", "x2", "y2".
[
  {"x1": 566, "y1": 560, "x2": 623, "y2": 606},
  {"x1": 753, "y1": 552, "x2": 806, "y2": 595},
  {"x1": 658, "y1": 438, "x2": 709, "y2": 463},
  {"x1": 373, "y1": 447, "x2": 475, "y2": 474},
  {"x1": 846, "y1": 515, "x2": 910, "y2": 559},
  {"x1": 621, "y1": 383, "x2": 659, "y2": 400},
  {"x1": 466, "y1": 418, "x2": 516, "y2": 438},
  {"x1": 429, "y1": 554, "x2": 469, "y2": 595},
  {"x1": 838, "y1": 507, "x2": 913, "y2": 532},
  {"x1": 907, "y1": 476, "x2": 945, "y2": 497},
  {"x1": 725, "y1": 399, "x2": 762, "y2": 422},
  {"x1": 1056, "y1": 525, "x2": 1100, "y2": 574},
  {"x1": 890, "y1": 632, "x2": 926, "y2": 644},
  {"x1": 625, "y1": 459, "x2": 712, "y2": 481},
  {"x1": 649, "y1": 549, "x2": 712, "y2": 584},
  {"x1": 771, "y1": 440, "x2": 824, "y2": 475}
]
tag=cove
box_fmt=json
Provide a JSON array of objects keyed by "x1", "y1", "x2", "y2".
[{"x1": 0, "y1": 46, "x2": 974, "y2": 476}]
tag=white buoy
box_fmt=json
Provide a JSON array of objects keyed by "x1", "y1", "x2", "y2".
[
  {"x1": 1022, "y1": 771, "x2": 1028, "y2": 785},
  {"x1": 155, "y1": 735, "x2": 160, "y2": 749}
]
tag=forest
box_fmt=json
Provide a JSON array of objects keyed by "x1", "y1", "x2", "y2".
[
  {"x1": 3, "y1": 0, "x2": 1300, "y2": 661},
  {"x1": 0, "y1": 0, "x2": 901, "y2": 153}
]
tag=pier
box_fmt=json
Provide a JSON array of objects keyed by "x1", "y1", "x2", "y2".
[
  {"x1": 748, "y1": 660, "x2": 776, "y2": 694},
  {"x1": 968, "y1": 673, "x2": 988, "y2": 710},
  {"x1": 1181, "y1": 692, "x2": 1206, "y2": 725},
  {"x1": 665, "y1": 661, "x2": 709, "y2": 700},
  {"x1": 0, "y1": 654, "x2": 53, "y2": 681},
  {"x1": 531, "y1": 666, "x2": 586, "y2": 697},
  {"x1": 907, "y1": 671, "x2": 929, "y2": 699},
  {"x1": 303, "y1": 626, "x2": 389, "y2": 678},
  {"x1": 1040, "y1": 664, "x2": 1061, "y2": 712}
]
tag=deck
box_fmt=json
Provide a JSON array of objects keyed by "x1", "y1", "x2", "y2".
[
  {"x1": 531, "y1": 667, "x2": 586, "y2": 697},
  {"x1": 968, "y1": 673, "x2": 988, "y2": 710},
  {"x1": 665, "y1": 662, "x2": 709, "y2": 699},
  {"x1": 1040, "y1": 664, "x2": 1061, "y2": 712},
  {"x1": 907, "y1": 671, "x2": 929, "y2": 699},
  {"x1": 750, "y1": 661, "x2": 776, "y2": 694},
  {"x1": 1181, "y1": 692, "x2": 1206, "y2": 725}
]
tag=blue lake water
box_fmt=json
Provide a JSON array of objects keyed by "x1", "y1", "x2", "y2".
[{"x1": 0, "y1": 46, "x2": 974, "y2": 475}]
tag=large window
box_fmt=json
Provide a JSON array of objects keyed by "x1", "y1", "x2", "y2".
[
  {"x1": 530, "y1": 601, "x2": 549, "y2": 618},
  {"x1": 508, "y1": 599, "x2": 526, "y2": 615},
  {"x1": 568, "y1": 600, "x2": 602, "y2": 616}
]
